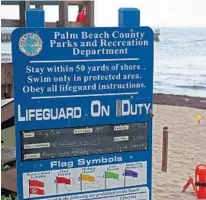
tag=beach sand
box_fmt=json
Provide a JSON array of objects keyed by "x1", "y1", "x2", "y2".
[{"x1": 153, "y1": 104, "x2": 206, "y2": 200}]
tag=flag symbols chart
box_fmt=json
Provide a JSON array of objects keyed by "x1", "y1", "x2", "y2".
[
  {"x1": 23, "y1": 161, "x2": 147, "y2": 198},
  {"x1": 12, "y1": 8, "x2": 153, "y2": 200}
]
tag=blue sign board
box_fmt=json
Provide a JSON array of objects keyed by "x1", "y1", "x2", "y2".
[{"x1": 12, "y1": 8, "x2": 153, "y2": 200}]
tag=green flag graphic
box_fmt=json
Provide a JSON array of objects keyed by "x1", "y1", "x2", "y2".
[{"x1": 105, "y1": 171, "x2": 119, "y2": 179}]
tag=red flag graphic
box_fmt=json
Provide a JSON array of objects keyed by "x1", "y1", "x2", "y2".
[
  {"x1": 56, "y1": 177, "x2": 71, "y2": 185},
  {"x1": 29, "y1": 180, "x2": 44, "y2": 188},
  {"x1": 29, "y1": 187, "x2": 44, "y2": 195}
]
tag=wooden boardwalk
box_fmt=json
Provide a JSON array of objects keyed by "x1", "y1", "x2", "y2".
[{"x1": 1, "y1": 1, "x2": 94, "y2": 27}]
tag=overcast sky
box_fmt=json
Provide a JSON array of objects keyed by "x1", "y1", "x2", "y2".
[{"x1": 1, "y1": 0, "x2": 206, "y2": 27}]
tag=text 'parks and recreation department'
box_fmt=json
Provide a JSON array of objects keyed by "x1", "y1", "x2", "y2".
[{"x1": 49, "y1": 30, "x2": 150, "y2": 57}]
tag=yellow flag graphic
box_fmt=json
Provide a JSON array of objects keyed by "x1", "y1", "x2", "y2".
[{"x1": 81, "y1": 174, "x2": 95, "y2": 182}]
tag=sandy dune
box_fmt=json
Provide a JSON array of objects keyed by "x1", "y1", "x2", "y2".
[{"x1": 153, "y1": 105, "x2": 206, "y2": 200}]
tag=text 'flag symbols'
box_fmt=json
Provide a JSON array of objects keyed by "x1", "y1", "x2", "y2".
[
  {"x1": 105, "y1": 171, "x2": 119, "y2": 180},
  {"x1": 81, "y1": 174, "x2": 95, "y2": 182},
  {"x1": 56, "y1": 177, "x2": 71, "y2": 185},
  {"x1": 123, "y1": 170, "x2": 138, "y2": 178}
]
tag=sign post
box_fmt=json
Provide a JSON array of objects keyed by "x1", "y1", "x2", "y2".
[{"x1": 12, "y1": 8, "x2": 154, "y2": 200}]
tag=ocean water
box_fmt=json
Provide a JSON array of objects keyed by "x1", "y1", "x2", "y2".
[
  {"x1": 154, "y1": 27, "x2": 206, "y2": 97},
  {"x1": 1, "y1": 27, "x2": 206, "y2": 97}
]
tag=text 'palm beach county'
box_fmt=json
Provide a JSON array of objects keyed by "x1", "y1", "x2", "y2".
[{"x1": 49, "y1": 31, "x2": 149, "y2": 57}]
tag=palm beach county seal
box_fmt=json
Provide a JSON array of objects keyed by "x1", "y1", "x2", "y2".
[{"x1": 19, "y1": 33, "x2": 43, "y2": 56}]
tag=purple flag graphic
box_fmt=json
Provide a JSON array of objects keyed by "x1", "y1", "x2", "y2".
[{"x1": 124, "y1": 170, "x2": 138, "y2": 177}]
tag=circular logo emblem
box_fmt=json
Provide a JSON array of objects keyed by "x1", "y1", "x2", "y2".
[{"x1": 19, "y1": 33, "x2": 42, "y2": 56}]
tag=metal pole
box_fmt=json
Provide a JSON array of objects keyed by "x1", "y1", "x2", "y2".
[
  {"x1": 162, "y1": 126, "x2": 169, "y2": 172},
  {"x1": 118, "y1": 8, "x2": 140, "y2": 27},
  {"x1": 26, "y1": 8, "x2": 45, "y2": 28}
]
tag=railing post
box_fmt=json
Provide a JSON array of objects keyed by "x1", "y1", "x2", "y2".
[
  {"x1": 19, "y1": 1, "x2": 30, "y2": 27},
  {"x1": 162, "y1": 126, "x2": 169, "y2": 172},
  {"x1": 58, "y1": 1, "x2": 68, "y2": 27},
  {"x1": 85, "y1": 1, "x2": 94, "y2": 27},
  {"x1": 26, "y1": 8, "x2": 45, "y2": 28},
  {"x1": 118, "y1": 8, "x2": 140, "y2": 27}
]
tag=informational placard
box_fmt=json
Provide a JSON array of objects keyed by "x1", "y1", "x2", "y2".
[{"x1": 12, "y1": 9, "x2": 153, "y2": 200}]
